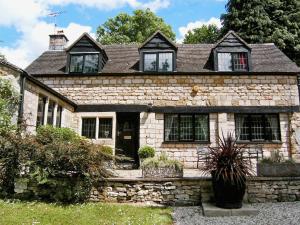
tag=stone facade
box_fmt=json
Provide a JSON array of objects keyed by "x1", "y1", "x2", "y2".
[
  {"x1": 38, "y1": 75, "x2": 299, "y2": 107},
  {"x1": 35, "y1": 74, "x2": 300, "y2": 166}
]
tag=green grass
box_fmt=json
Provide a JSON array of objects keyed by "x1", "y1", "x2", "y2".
[{"x1": 0, "y1": 200, "x2": 173, "y2": 225}]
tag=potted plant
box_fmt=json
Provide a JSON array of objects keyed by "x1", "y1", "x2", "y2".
[
  {"x1": 138, "y1": 145, "x2": 155, "y2": 166},
  {"x1": 203, "y1": 133, "x2": 253, "y2": 209},
  {"x1": 257, "y1": 150, "x2": 300, "y2": 177}
]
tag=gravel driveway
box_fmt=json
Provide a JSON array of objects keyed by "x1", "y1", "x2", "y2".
[{"x1": 173, "y1": 202, "x2": 300, "y2": 225}]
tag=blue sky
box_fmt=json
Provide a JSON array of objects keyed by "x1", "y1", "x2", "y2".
[{"x1": 0, "y1": 0, "x2": 226, "y2": 67}]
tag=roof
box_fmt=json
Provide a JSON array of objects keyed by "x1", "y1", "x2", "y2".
[
  {"x1": 26, "y1": 43, "x2": 300, "y2": 75},
  {"x1": 0, "y1": 59, "x2": 76, "y2": 107},
  {"x1": 139, "y1": 30, "x2": 177, "y2": 50},
  {"x1": 214, "y1": 30, "x2": 251, "y2": 50}
]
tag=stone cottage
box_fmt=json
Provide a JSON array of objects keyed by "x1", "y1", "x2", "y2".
[{"x1": 6, "y1": 30, "x2": 300, "y2": 168}]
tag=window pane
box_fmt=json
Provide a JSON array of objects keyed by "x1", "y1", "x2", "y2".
[
  {"x1": 158, "y1": 53, "x2": 173, "y2": 72},
  {"x1": 251, "y1": 115, "x2": 264, "y2": 141},
  {"x1": 82, "y1": 118, "x2": 96, "y2": 139},
  {"x1": 235, "y1": 115, "x2": 250, "y2": 141},
  {"x1": 36, "y1": 96, "x2": 46, "y2": 127},
  {"x1": 99, "y1": 118, "x2": 112, "y2": 138},
  {"x1": 180, "y1": 115, "x2": 193, "y2": 141},
  {"x1": 165, "y1": 114, "x2": 178, "y2": 141},
  {"x1": 47, "y1": 100, "x2": 55, "y2": 125},
  {"x1": 144, "y1": 53, "x2": 157, "y2": 71},
  {"x1": 56, "y1": 105, "x2": 62, "y2": 128},
  {"x1": 70, "y1": 55, "x2": 83, "y2": 72},
  {"x1": 233, "y1": 53, "x2": 248, "y2": 71},
  {"x1": 218, "y1": 53, "x2": 232, "y2": 71},
  {"x1": 265, "y1": 115, "x2": 280, "y2": 141},
  {"x1": 84, "y1": 54, "x2": 99, "y2": 73},
  {"x1": 195, "y1": 115, "x2": 209, "y2": 141}
]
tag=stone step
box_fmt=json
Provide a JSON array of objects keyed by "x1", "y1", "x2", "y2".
[{"x1": 202, "y1": 203, "x2": 259, "y2": 217}]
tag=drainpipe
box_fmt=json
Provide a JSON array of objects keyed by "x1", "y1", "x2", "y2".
[{"x1": 17, "y1": 72, "x2": 26, "y2": 125}]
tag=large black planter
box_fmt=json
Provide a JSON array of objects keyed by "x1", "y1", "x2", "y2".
[{"x1": 211, "y1": 172, "x2": 246, "y2": 209}]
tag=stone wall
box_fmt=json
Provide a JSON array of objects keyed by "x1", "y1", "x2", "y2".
[
  {"x1": 23, "y1": 80, "x2": 76, "y2": 133},
  {"x1": 88, "y1": 177, "x2": 300, "y2": 206},
  {"x1": 37, "y1": 75, "x2": 299, "y2": 107}
]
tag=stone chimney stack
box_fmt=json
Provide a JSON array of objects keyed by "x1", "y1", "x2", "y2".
[{"x1": 49, "y1": 30, "x2": 68, "y2": 50}]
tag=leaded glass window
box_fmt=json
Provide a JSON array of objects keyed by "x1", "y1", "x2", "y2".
[
  {"x1": 70, "y1": 55, "x2": 84, "y2": 72},
  {"x1": 83, "y1": 54, "x2": 99, "y2": 73},
  {"x1": 218, "y1": 53, "x2": 232, "y2": 71},
  {"x1": 195, "y1": 115, "x2": 209, "y2": 141},
  {"x1": 164, "y1": 114, "x2": 178, "y2": 141},
  {"x1": 164, "y1": 114, "x2": 209, "y2": 142},
  {"x1": 99, "y1": 118, "x2": 113, "y2": 139},
  {"x1": 235, "y1": 114, "x2": 280, "y2": 142},
  {"x1": 233, "y1": 52, "x2": 248, "y2": 71},
  {"x1": 56, "y1": 105, "x2": 62, "y2": 128},
  {"x1": 82, "y1": 118, "x2": 96, "y2": 139},
  {"x1": 180, "y1": 115, "x2": 193, "y2": 141}
]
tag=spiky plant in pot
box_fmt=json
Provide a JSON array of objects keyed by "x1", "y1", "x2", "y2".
[{"x1": 203, "y1": 132, "x2": 253, "y2": 209}]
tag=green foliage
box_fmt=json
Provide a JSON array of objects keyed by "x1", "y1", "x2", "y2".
[
  {"x1": 183, "y1": 24, "x2": 221, "y2": 44},
  {"x1": 259, "y1": 149, "x2": 294, "y2": 164},
  {"x1": 0, "y1": 126, "x2": 113, "y2": 202},
  {"x1": 36, "y1": 125, "x2": 82, "y2": 145},
  {"x1": 96, "y1": 9, "x2": 176, "y2": 44},
  {"x1": 142, "y1": 153, "x2": 183, "y2": 171},
  {"x1": 99, "y1": 145, "x2": 113, "y2": 155},
  {"x1": 138, "y1": 145, "x2": 155, "y2": 159},
  {"x1": 221, "y1": 0, "x2": 300, "y2": 65},
  {"x1": 203, "y1": 132, "x2": 253, "y2": 184},
  {"x1": 0, "y1": 77, "x2": 19, "y2": 134},
  {"x1": 0, "y1": 200, "x2": 173, "y2": 225}
]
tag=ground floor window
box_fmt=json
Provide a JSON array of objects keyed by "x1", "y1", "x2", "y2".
[
  {"x1": 36, "y1": 96, "x2": 46, "y2": 127},
  {"x1": 56, "y1": 105, "x2": 62, "y2": 128},
  {"x1": 235, "y1": 114, "x2": 281, "y2": 142},
  {"x1": 81, "y1": 118, "x2": 96, "y2": 139},
  {"x1": 164, "y1": 114, "x2": 209, "y2": 142},
  {"x1": 99, "y1": 118, "x2": 112, "y2": 138}
]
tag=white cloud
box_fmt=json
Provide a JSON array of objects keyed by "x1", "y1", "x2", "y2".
[
  {"x1": 0, "y1": 0, "x2": 170, "y2": 68},
  {"x1": 177, "y1": 17, "x2": 222, "y2": 43}
]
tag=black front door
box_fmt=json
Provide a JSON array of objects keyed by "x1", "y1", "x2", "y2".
[{"x1": 116, "y1": 112, "x2": 139, "y2": 163}]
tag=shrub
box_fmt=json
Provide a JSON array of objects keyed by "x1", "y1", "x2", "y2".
[
  {"x1": 138, "y1": 146, "x2": 155, "y2": 159},
  {"x1": 100, "y1": 145, "x2": 113, "y2": 155},
  {"x1": 36, "y1": 125, "x2": 82, "y2": 145},
  {"x1": 0, "y1": 126, "x2": 113, "y2": 202},
  {"x1": 142, "y1": 153, "x2": 183, "y2": 171}
]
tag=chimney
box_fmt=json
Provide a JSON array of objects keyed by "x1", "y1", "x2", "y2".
[{"x1": 49, "y1": 30, "x2": 68, "y2": 50}]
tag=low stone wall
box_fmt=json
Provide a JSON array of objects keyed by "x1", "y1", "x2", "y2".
[
  {"x1": 89, "y1": 177, "x2": 300, "y2": 206},
  {"x1": 247, "y1": 177, "x2": 300, "y2": 203}
]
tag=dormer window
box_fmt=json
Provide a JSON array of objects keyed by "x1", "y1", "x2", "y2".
[
  {"x1": 69, "y1": 53, "x2": 99, "y2": 73},
  {"x1": 144, "y1": 52, "x2": 173, "y2": 72},
  {"x1": 218, "y1": 52, "x2": 248, "y2": 71},
  {"x1": 139, "y1": 31, "x2": 177, "y2": 73}
]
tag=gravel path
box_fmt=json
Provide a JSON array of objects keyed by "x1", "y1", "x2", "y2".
[{"x1": 173, "y1": 202, "x2": 300, "y2": 225}]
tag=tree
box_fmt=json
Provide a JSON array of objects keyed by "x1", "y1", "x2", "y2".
[
  {"x1": 221, "y1": 0, "x2": 300, "y2": 65},
  {"x1": 96, "y1": 9, "x2": 176, "y2": 44},
  {"x1": 183, "y1": 24, "x2": 221, "y2": 44}
]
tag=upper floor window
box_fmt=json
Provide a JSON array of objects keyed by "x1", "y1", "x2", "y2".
[
  {"x1": 144, "y1": 52, "x2": 173, "y2": 72},
  {"x1": 218, "y1": 52, "x2": 248, "y2": 72},
  {"x1": 69, "y1": 54, "x2": 99, "y2": 73},
  {"x1": 235, "y1": 114, "x2": 281, "y2": 142}
]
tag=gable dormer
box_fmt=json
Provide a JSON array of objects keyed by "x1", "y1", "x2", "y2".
[
  {"x1": 139, "y1": 31, "x2": 177, "y2": 72},
  {"x1": 66, "y1": 33, "x2": 108, "y2": 74},
  {"x1": 213, "y1": 31, "x2": 252, "y2": 72}
]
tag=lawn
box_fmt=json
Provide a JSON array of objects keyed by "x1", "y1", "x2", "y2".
[{"x1": 0, "y1": 200, "x2": 173, "y2": 225}]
